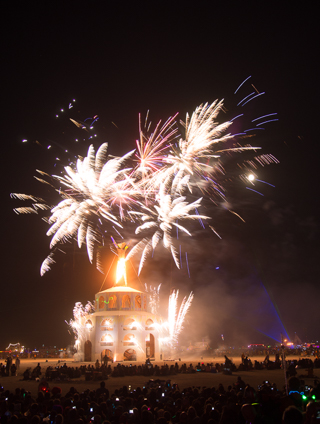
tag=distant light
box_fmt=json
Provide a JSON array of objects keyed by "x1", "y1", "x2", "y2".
[
  {"x1": 61, "y1": 109, "x2": 64, "y2": 112},
  {"x1": 248, "y1": 174, "x2": 255, "y2": 181},
  {"x1": 56, "y1": 115, "x2": 59, "y2": 118},
  {"x1": 73, "y1": 99, "x2": 76, "y2": 102},
  {"x1": 22, "y1": 139, "x2": 27, "y2": 143},
  {"x1": 216, "y1": 266, "x2": 219, "y2": 270},
  {"x1": 47, "y1": 145, "x2": 51, "y2": 149}
]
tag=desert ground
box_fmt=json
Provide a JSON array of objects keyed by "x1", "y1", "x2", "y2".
[{"x1": 1, "y1": 355, "x2": 318, "y2": 396}]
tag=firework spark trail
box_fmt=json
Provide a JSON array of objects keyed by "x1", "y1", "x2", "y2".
[
  {"x1": 175, "y1": 291, "x2": 194, "y2": 336},
  {"x1": 144, "y1": 283, "x2": 162, "y2": 315},
  {"x1": 168, "y1": 290, "x2": 179, "y2": 342},
  {"x1": 234, "y1": 76, "x2": 251, "y2": 94},
  {"x1": 160, "y1": 289, "x2": 193, "y2": 346},
  {"x1": 134, "y1": 113, "x2": 179, "y2": 177},
  {"x1": 185, "y1": 252, "x2": 191, "y2": 278}
]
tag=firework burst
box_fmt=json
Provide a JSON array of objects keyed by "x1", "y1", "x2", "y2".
[
  {"x1": 13, "y1": 143, "x2": 135, "y2": 274},
  {"x1": 134, "y1": 112, "x2": 178, "y2": 178},
  {"x1": 128, "y1": 184, "x2": 209, "y2": 274},
  {"x1": 12, "y1": 94, "x2": 278, "y2": 276}
]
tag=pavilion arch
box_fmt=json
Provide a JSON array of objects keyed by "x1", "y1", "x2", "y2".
[
  {"x1": 122, "y1": 294, "x2": 131, "y2": 309},
  {"x1": 135, "y1": 295, "x2": 141, "y2": 309},
  {"x1": 123, "y1": 318, "x2": 136, "y2": 330},
  {"x1": 108, "y1": 295, "x2": 117, "y2": 309},
  {"x1": 124, "y1": 349, "x2": 136, "y2": 361},
  {"x1": 100, "y1": 334, "x2": 113, "y2": 346},
  {"x1": 146, "y1": 333, "x2": 155, "y2": 359},
  {"x1": 84, "y1": 340, "x2": 92, "y2": 361},
  {"x1": 123, "y1": 333, "x2": 136, "y2": 346},
  {"x1": 98, "y1": 296, "x2": 105, "y2": 310},
  {"x1": 101, "y1": 349, "x2": 113, "y2": 362},
  {"x1": 101, "y1": 318, "x2": 113, "y2": 331},
  {"x1": 145, "y1": 318, "x2": 154, "y2": 330}
]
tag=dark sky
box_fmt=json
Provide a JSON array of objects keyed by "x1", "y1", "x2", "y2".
[{"x1": 1, "y1": 3, "x2": 319, "y2": 350}]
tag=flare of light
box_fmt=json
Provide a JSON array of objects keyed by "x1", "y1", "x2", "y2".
[{"x1": 116, "y1": 257, "x2": 127, "y2": 285}]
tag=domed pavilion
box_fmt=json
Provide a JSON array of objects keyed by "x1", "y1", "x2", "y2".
[{"x1": 79, "y1": 241, "x2": 164, "y2": 362}]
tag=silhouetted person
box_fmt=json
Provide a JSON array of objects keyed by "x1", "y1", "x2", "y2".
[
  {"x1": 10, "y1": 363, "x2": 17, "y2": 376},
  {"x1": 282, "y1": 406, "x2": 303, "y2": 424}
]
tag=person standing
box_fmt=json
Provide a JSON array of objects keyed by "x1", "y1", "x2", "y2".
[
  {"x1": 15, "y1": 355, "x2": 20, "y2": 370},
  {"x1": 5, "y1": 355, "x2": 12, "y2": 376}
]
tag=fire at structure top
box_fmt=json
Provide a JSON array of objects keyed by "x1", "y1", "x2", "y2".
[{"x1": 111, "y1": 238, "x2": 129, "y2": 286}]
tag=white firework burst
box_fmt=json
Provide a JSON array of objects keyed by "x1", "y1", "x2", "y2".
[{"x1": 128, "y1": 184, "x2": 210, "y2": 274}]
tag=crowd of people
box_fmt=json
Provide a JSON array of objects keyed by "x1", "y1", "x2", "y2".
[
  {"x1": 1, "y1": 354, "x2": 320, "y2": 383},
  {"x1": 106, "y1": 355, "x2": 320, "y2": 380},
  {"x1": 0, "y1": 357, "x2": 20, "y2": 378},
  {"x1": 1, "y1": 354, "x2": 320, "y2": 423},
  {"x1": 0, "y1": 374, "x2": 320, "y2": 424}
]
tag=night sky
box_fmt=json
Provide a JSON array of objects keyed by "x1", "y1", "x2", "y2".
[{"x1": 1, "y1": 3, "x2": 319, "y2": 351}]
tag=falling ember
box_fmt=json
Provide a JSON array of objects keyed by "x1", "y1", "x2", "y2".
[{"x1": 145, "y1": 283, "x2": 161, "y2": 315}]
